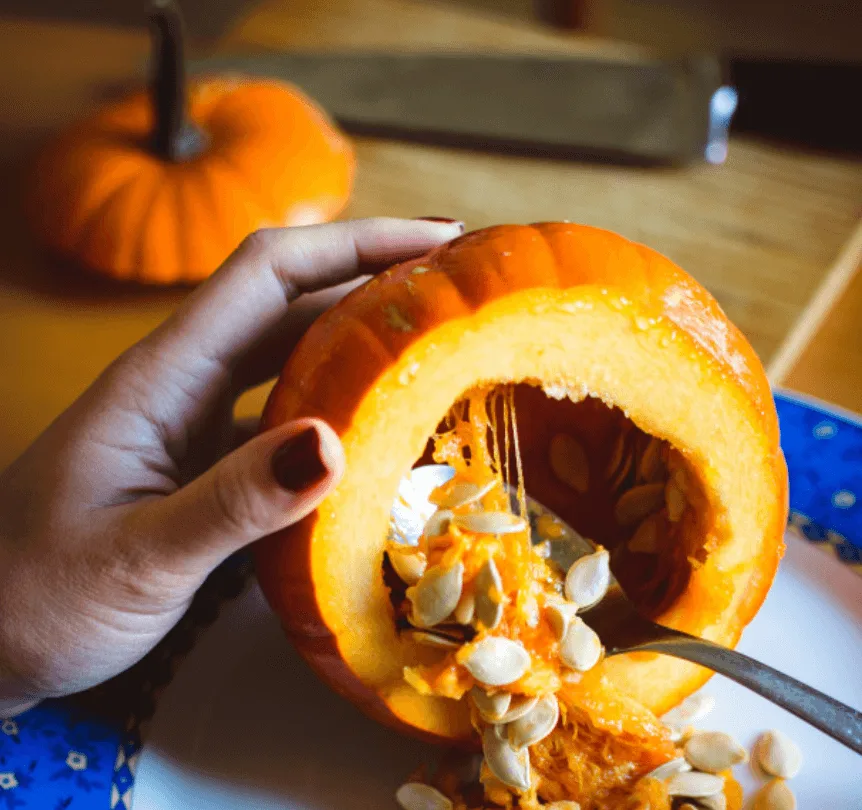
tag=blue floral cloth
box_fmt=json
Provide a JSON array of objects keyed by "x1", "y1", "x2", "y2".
[
  {"x1": 1, "y1": 391, "x2": 859, "y2": 809},
  {"x1": 0, "y1": 553, "x2": 251, "y2": 809},
  {"x1": 0, "y1": 704, "x2": 121, "y2": 810}
]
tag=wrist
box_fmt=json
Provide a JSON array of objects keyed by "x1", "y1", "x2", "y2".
[
  {"x1": 0, "y1": 549, "x2": 46, "y2": 716},
  {"x1": 0, "y1": 608, "x2": 44, "y2": 717}
]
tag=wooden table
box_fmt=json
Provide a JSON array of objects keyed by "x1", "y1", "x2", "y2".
[{"x1": 1, "y1": 0, "x2": 861, "y2": 472}]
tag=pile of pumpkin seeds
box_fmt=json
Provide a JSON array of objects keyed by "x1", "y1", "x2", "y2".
[
  {"x1": 636, "y1": 693, "x2": 803, "y2": 810},
  {"x1": 387, "y1": 427, "x2": 683, "y2": 804},
  {"x1": 387, "y1": 471, "x2": 614, "y2": 795},
  {"x1": 394, "y1": 689, "x2": 805, "y2": 810},
  {"x1": 390, "y1": 430, "x2": 801, "y2": 810}
]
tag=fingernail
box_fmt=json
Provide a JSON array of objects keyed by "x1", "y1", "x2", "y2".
[
  {"x1": 272, "y1": 427, "x2": 329, "y2": 492},
  {"x1": 415, "y1": 217, "x2": 465, "y2": 232}
]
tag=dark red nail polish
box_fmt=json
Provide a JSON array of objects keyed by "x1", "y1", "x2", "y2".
[
  {"x1": 415, "y1": 217, "x2": 465, "y2": 232},
  {"x1": 272, "y1": 427, "x2": 329, "y2": 492}
]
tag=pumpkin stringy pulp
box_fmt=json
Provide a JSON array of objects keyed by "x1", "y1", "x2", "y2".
[{"x1": 386, "y1": 385, "x2": 742, "y2": 810}]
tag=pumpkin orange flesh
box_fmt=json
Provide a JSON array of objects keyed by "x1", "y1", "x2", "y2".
[
  {"x1": 28, "y1": 78, "x2": 354, "y2": 284},
  {"x1": 255, "y1": 224, "x2": 787, "y2": 791}
]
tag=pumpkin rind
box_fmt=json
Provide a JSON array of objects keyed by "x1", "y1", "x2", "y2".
[{"x1": 255, "y1": 223, "x2": 788, "y2": 743}]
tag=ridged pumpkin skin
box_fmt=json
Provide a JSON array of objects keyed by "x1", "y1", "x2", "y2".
[
  {"x1": 255, "y1": 223, "x2": 788, "y2": 744},
  {"x1": 28, "y1": 78, "x2": 354, "y2": 284}
]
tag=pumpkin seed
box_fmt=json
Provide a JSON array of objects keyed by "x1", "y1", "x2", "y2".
[
  {"x1": 453, "y1": 512, "x2": 527, "y2": 535},
  {"x1": 609, "y1": 453, "x2": 635, "y2": 493},
  {"x1": 396, "y1": 478, "x2": 423, "y2": 512},
  {"x1": 424, "y1": 509, "x2": 454, "y2": 538},
  {"x1": 474, "y1": 558, "x2": 504, "y2": 630},
  {"x1": 548, "y1": 433, "x2": 590, "y2": 494},
  {"x1": 644, "y1": 756, "x2": 691, "y2": 781},
  {"x1": 432, "y1": 479, "x2": 498, "y2": 510},
  {"x1": 507, "y1": 694, "x2": 559, "y2": 750},
  {"x1": 604, "y1": 431, "x2": 629, "y2": 487},
  {"x1": 390, "y1": 501, "x2": 427, "y2": 545},
  {"x1": 559, "y1": 617, "x2": 603, "y2": 671},
  {"x1": 628, "y1": 514, "x2": 660, "y2": 553},
  {"x1": 462, "y1": 637, "x2": 531, "y2": 686},
  {"x1": 684, "y1": 731, "x2": 748, "y2": 773},
  {"x1": 666, "y1": 771, "x2": 725, "y2": 798},
  {"x1": 482, "y1": 726, "x2": 531, "y2": 791},
  {"x1": 408, "y1": 464, "x2": 455, "y2": 503},
  {"x1": 398, "y1": 474, "x2": 441, "y2": 522},
  {"x1": 662, "y1": 693, "x2": 716, "y2": 729},
  {"x1": 614, "y1": 483, "x2": 665, "y2": 526},
  {"x1": 407, "y1": 630, "x2": 461, "y2": 650},
  {"x1": 395, "y1": 783, "x2": 453, "y2": 810},
  {"x1": 495, "y1": 694, "x2": 540, "y2": 724},
  {"x1": 564, "y1": 549, "x2": 611, "y2": 609},
  {"x1": 545, "y1": 598, "x2": 579, "y2": 640},
  {"x1": 678, "y1": 805, "x2": 699, "y2": 810},
  {"x1": 752, "y1": 780, "x2": 796, "y2": 810},
  {"x1": 669, "y1": 725, "x2": 695, "y2": 745},
  {"x1": 453, "y1": 590, "x2": 476, "y2": 625},
  {"x1": 665, "y1": 481, "x2": 687, "y2": 523},
  {"x1": 388, "y1": 547, "x2": 428, "y2": 586},
  {"x1": 409, "y1": 562, "x2": 464, "y2": 628},
  {"x1": 637, "y1": 437, "x2": 665, "y2": 483},
  {"x1": 470, "y1": 687, "x2": 511, "y2": 722},
  {"x1": 697, "y1": 793, "x2": 728, "y2": 810},
  {"x1": 753, "y1": 730, "x2": 802, "y2": 779}
]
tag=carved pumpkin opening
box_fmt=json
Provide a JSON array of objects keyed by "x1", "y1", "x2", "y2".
[{"x1": 400, "y1": 382, "x2": 709, "y2": 618}]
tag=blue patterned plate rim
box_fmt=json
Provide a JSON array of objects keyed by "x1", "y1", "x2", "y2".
[
  {"x1": 774, "y1": 386, "x2": 862, "y2": 429},
  {"x1": 1, "y1": 389, "x2": 860, "y2": 809}
]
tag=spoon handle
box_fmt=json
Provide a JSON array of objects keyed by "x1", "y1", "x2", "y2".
[{"x1": 635, "y1": 630, "x2": 862, "y2": 755}]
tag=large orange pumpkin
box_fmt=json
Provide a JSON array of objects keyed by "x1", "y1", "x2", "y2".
[
  {"x1": 254, "y1": 223, "x2": 787, "y2": 807},
  {"x1": 27, "y1": 1, "x2": 354, "y2": 284}
]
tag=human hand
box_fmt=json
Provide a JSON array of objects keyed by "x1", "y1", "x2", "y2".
[{"x1": 0, "y1": 217, "x2": 464, "y2": 714}]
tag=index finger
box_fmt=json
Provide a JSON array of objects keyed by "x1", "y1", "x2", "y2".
[
  {"x1": 142, "y1": 217, "x2": 464, "y2": 380},
  {"x1": 230, "y1": 275, "x2": 369, "y2": 393}
]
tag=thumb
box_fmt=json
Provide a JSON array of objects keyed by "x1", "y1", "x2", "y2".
[{"x1": 148, "y1": 418, "x2": 345, "y2": 574}]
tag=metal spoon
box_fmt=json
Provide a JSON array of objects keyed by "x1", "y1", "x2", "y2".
[{"x1": 393, "y1": 464, "x2": 862, "y2": 755}]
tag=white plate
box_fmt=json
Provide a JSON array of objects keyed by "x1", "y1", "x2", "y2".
[{"x1": 132, "y1": 530, "x2": 862, "y2": 809}]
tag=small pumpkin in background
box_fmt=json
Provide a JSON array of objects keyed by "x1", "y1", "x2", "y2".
[{"x1": 27, "y1": 0, "x2": 354, "y2": 284}]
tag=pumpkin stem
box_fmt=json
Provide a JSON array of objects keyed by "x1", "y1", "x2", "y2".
[{"x1": 148, "y1": 0, "x2": 206, "y2": 161}]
